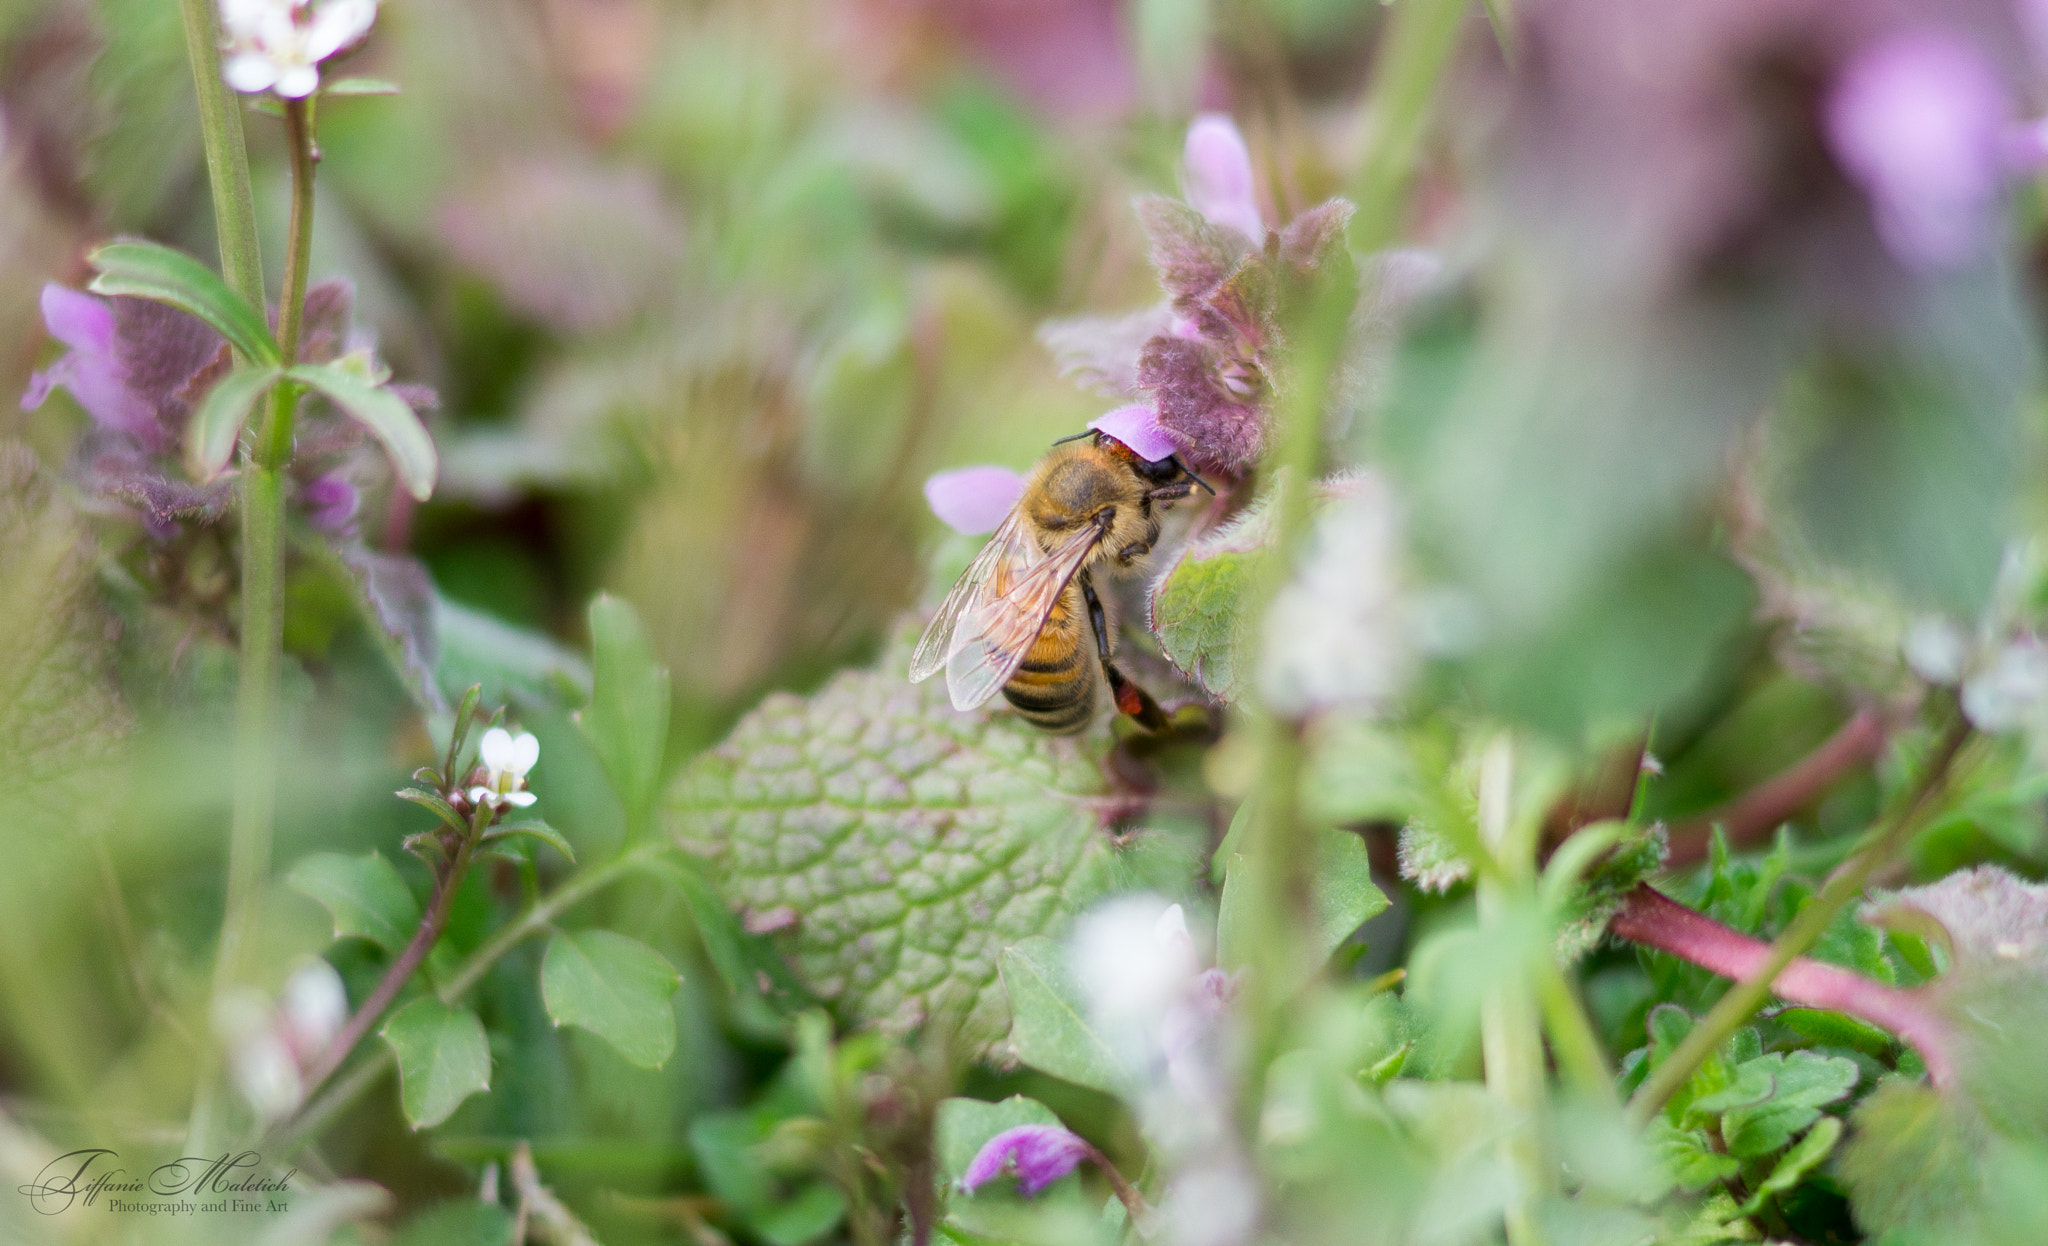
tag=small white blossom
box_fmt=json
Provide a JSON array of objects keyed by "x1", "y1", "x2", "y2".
[
  {"x1": 1073, "y1": 897, "x2": 1201, "y2": 1035},
  {"x1": 1962, "y1": 640, "x2": 2048, "y2": 734},
  {"x1": 1260, "y1": 471, "x2": 1414, "y2": 716},
  {"x1": 278, "y1": 956, "x2": 347, "y2": 1060},
  {"x1": 1904, "y1": 617, "x2": 1969, "y2": 685},
  {"x1": 219, "y1": 0, "x2": 379, "y2": 99},
  {"x1": 469, "y1": 726, "x2": 540, "y2": 811}
]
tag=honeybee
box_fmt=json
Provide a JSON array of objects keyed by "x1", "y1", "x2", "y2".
[{"x1": 910, "y1": 431, "x2": 1212, "y2": 733}]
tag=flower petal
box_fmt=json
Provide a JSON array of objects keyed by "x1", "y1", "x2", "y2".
[
  {"x1": 40, "y1": 284, "x2": 116, "y2": 353},
  {"x1": 469, "y1": 786, "x2": 497, "y2": 805},
  {"x1": 506, "y1": 730, "x2": 540, "y2": 775},
  {"x1": 1088, "y1": 403, "x2": 1179, "y2": 464},
  {"x1": 275, "y1": 62, "x2": 321, "y2": 99},
  {"x1": 923, "y1": 465, "x2": 1026, "y2": 536},
  {"x1": 280, "y1": 957, "x2": 349, "y2": 1055},
  {"x1": 959, "y1": 1124, "x2": 1091, "y2": 1197},
  {"x1": 503, "y1": 790, "x2": 537, "y2": 807},
  {"x1": 478, "y1": 726, "x2": 515, "y2": 772},
  {"x1": 301, "y1": 473, "x2": 360, "y2": 532},
  {"x1": 1182, "y1": 114, "x2": 1264, "y2": 242},
  {"x1": 223, "y1": 52, "x2": 282, "y2": 94}
]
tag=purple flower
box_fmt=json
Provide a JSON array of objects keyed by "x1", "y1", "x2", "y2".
[
  {"x1": 959, "y1": 1124, "x2": 1093, "y2": 1196},
  {"x1": 1088, "y1": 404, "x2": 1178, "y2": 463},
  {"x1": 923, "y1": 465, "x2": 1026, "y2": 535},
  {"x1": 21, "y1": 285, "x2": 155, "y2": 438},
  {"x1": 1182, "y1": 114, "x2": 1264, "y2": 243},
  {"x1": 301, "y1": 473, "x2": 361, "y2": 533},
  {"x1": 1826, "y1": 29, "x2": 2012, "y2": 272}
]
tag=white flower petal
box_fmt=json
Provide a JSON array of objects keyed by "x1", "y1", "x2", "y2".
[
  {"x1": 223, "y1": 53, "x2": 281, "y2": 94},
  {"x1": 230, "y1": 1032, "x2": 303, "y2": 1121},
  {"x1": 506, "y1": 731, "x2": 540, "y2": 776},
  {"x1": 280, "y1": 958, "x2": 348, "y2": 1053},
  {"x1": 275, "y1": 62, "x2": 321, "y2": 98},
  {"x1": 478, "y1": 727, "x2": 515, "y2": 772},
  {"x1": 469, "y1": 786, "x2": 497, "y2": 806},
  {"x1": 503, "y1": 790, "x2": 537, "y2": 808},
  {"x1": 307, "y1": 0, "x2": 378, "y2": 60}
]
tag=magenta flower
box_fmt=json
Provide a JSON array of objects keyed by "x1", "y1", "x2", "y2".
[
  {"x1": 1088, "y1": 403, "x2": 1178, "y2": 463},
  {"x1": 1182, "y1": 114, "x2": 1264, "y2": 243},
  {"x1": 923, "y1": 465, "x2": 1026, "y2": 535},
  {"x1": 959, "y1": 1124, "x2": 1093, "y2": 1196},
  {"x1": 21, "y1": 284, "x2": 156, "y2": 440},
  {"x1": 302, "y1": 473, "x2": 361, "y2": 533},
  {"x1": 1826, "y1": 29, "x2": 2012, "y2": 271}
]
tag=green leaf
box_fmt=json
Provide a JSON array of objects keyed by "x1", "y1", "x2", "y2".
[
  {"x1": 436, "y1": 596, "x2": 592, "y2": 710},
  {"x1": 287, "y1": 362, "x2": 437, "y2": 500},
  {"x1": 86, "y1": 239, "x2": 278, "y2": 365},
  {"x1": 183, "y1": 365, "x2": 278, "y2": 481},
  {"x1": 1718, "y1": 1050, "x2": 1858, "y2": 1157},
  {"x1": 482, "y1": 818, "x2": 575, "y2": 863},
  {"x1": 1216, "y1": 828, "x2": 1389, "y2": 984},
  {"x1": 391, "y1": 1202, "x2": 515, "y2": 1246},
  {"x1": 578, "y1": 594, "x2": 670, "y2": 816},
  {"x1": 1147, "y1": 498, "x2": 1270, "y2": 702},
  {"x1": 1740, "y1": 1116, "x2": 1842, "y2": 1215},
  {"x1": 322, "y1": 76, "x2": 401, "y2": 96},
  {"x1": 998, "y1": 937, "x2": 1119, "y2": 1095},
  {"x1": 751, "y1": 1183, "x2": 848, "y2": 1246},
  {"x1": 1646, "y1": 1119, "x2": 1741, "y2": 1191},
  {"x1": 666, "y1": 660, "x2": 1120, "y2": 1051},
  {"x1": 397, "y1": 787, "x2": 469, "y2": 835},
  {"x1": 540, "y1": 930, "x2": 681, "y2": 1068},
  {"x1": 640, "y1": 849, "x2": 806, "y2": 1007},
  {"x1": 380, "y1": 997, "x2": 491, "y2": 1129},
  {"x1": 935, "y1": 1095, "x2": 1062, "y2": 1190},
  {"x1": 1838, "y1": 1080, "x2": 1988, "y2": 1237},
  {"x1": 286, "y1": 851, "x2": 422, "y2": 954}
]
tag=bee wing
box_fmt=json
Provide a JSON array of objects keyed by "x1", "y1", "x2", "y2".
[
  {"x1": 908, "y1": 510, "x2": 1035, "y2": 684},
  {"x1": 942, "y1": 521, "x2": 1102, "y2": 712}
]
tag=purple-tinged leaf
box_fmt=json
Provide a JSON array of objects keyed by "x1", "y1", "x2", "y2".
[
  {"x1": 923, "y1": 465, "x2": 1025, "y2": 535},
  {"x1": 1863, "y1": 865, "x2": 2048, "y2": 971},
  {"x1": 289, "y1": 363, "x2": 437, "y2": 501},
  {"x1": 1036, "y1": 304, "x2": 1174, "y2": 400},
  {"x1": 1277, "y1": 199, "x2": 1356, "y2": 275},
  {"x1": 1137, "y1": 336, "x2": 1266, "y2": 474},
  {"x1": 87, "y1": 239, "x2": 279, "y2": 366},
  {"x1": 333, "y1": 547, "x2": 447, "y2": 716},
  {"x1": 1136, "y1": 196, "x2": 1250, "y2": 305},
  {"x1": 958, "y1": 1124, "x2": 1092, "y2": 1196}
]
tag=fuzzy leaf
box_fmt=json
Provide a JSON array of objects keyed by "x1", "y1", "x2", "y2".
[
  {"x1": 1742, "y1": 1116, "x2": 1842, "y2": 1215},
  {"x1": 1718, "y1": 1050, "x2": 1859, "y2": 1157},
  {"x1": 1036, "y1": 304, "x2": 1174, "y2": 400},
  {"x1": 1647, "y1": 1119, "x2": 1741, "y2": 1191},
  {"x1": 1148, "y1": 498, "x2": 1271, "y2": 701},
  {"x1": 286, "y1": 851, "x2": 423, "y2": 954},
  {"x1": 87, "y1": 239, "x2": 279, "y2": 366},
  {"x1": 380, "y1": 997, "x2": 491, "y2": 1129},
  {"x1": 1863, "y1": 864, "x2": 2048, "y2": 970},
  {"x1": 540, "y1": 929, "x2": 682, "y2": 1068},
  {"x1": 1135, "y1": 195, "x2": 1248, "y2": 303},
  {"x1": 1838, "y1": 1080, "x2": 1988, "y2": 1238},
  {"x1": 288, "y1": 362, "x2": 437, "y2": 501},
  {"x1": 667, "y1": 662, "x2": 1119, "y2": 1050},
  {"x1": 998, "y1": 937, "x2": 1120, "y2": 1094},
  {"x1": 183, "y1": 365, "x2": 277, "y2": 481},
  {"x1": 579, "y1": 594, "x2": 670, "y2": 816}
]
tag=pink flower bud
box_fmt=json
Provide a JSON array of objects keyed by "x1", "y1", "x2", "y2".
[
  {"x1": 923, "y1": 465, "x2": 1026, "y2": 536},
  {"x1": 1182, "y1": 115, "x2": 1264, "y2": 243},
  {"x1": 959, "y1": 1124, "x2": 1092, "y2": 1196}
]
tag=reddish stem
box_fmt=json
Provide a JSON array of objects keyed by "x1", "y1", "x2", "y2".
[
  {"x1": 1610, "y1": 884, "x2": 1953, "y2": 1085},
  {"x1": 1666, "y1": 709, "x2": 1889, "y2": 867}
]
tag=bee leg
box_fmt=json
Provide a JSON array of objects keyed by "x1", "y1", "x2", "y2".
[{"x1": 1084, "y1": 578, "x2": 1170, "y2": 731}]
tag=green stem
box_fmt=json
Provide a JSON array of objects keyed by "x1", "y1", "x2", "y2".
[
  {"x1": 176, "y1": 0, "x2": 265, "y2": 318},
  {"x1": 1476, "y1": 738, "x2": 1548, "y2": 1246},
  {"x1": 1626, "y1": 718, "x2": 1972, "y2": 1125},
  {"x1": 1350, "y1": 0, "x2": 1470, "y2": 253},
  {"x1": 1536, "y1": 962, "x2": 1614, "y2": 1104},
  {"x1": 265, "y1": 847, "x2": 658, "y2": 1157}
]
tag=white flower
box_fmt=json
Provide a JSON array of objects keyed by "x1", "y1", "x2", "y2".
[
  {"x1": 219, "y1": 0, "x2": 379, "y2": 99},
  {"x1": 1260, "y1": 471, "x2": 1414, "y2": 716},
  {"x1": 469, "y1": 726, "x2": 540, "y2": 811},
  {"x1": 1962, "y1": 641, "x2": 2048, "y2": 734},
  {"x1": 1072, "y1": 897, "x2": 1202, "y2": 1035},
  {"x1": 1904, "y1": 617, "x2": 1969, "y2": 685},
  {"x1": 278, "y1": 956, "x2": 347, "y2": 1061}
]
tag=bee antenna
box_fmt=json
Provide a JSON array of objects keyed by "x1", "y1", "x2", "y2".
[
  {"x1": 1051, "y1": 431, "x2": 1094, "y2": 445},
  {"x1": 1175, "y1": 458, "x2": 1216, "y2": 495}
]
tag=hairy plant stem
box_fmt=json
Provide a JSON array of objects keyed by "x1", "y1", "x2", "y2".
[
  {"x1": 299, "y1": 831, "x2": 476, "y2": 1095},
  {"x1": 1666, "y1": 708, "x2": 1889, "y2": 867},
  {"x1": 1476, "y1": 738, "x2": 1549, "y2": 1246},
  {"x1": 265, "y1": 846, "x2": 660, "y2": 1157},
  {"x1": 176, "y1": 0, "x2": 265, "y2": 317},
  {"x1": 1626, "y1": 718, "x2": 1972, "y2": 1125},
  {"x1": 1610, "y1": 885, "x2": 1955, "y2": 1084}
]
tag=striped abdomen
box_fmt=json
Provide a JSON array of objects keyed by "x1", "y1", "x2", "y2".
[{"x1": 1001, "y1": 580, "x2": 1095, "y2": 733}]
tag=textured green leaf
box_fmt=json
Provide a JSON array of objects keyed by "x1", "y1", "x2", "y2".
[
  {"x1": 1839, "y1": 1080, "x2": 1988, "y2": 1238},
  {"x1": 1741, "y1": 1115, "x2": 1842, "y2": 1215},
  {"x1": 391, "y1": 1202, "x2": 515, "y2": 1246},
  {"x1": 87, "y1": 239, "x2": 279, "y2": 365},
  {"x1": 640, "y1": 849, "x2": 806, "y2": 1007},
  {"x1": 935, "y1": 1095, "x2": 1063, "y2": 1190},
  {"x1": 288, "y1": 362, "x2": 437, "y2": 500},
  {"x1": 998, "y1": 938, "x2": 1119, "y2": 1095},
  {"x1": 380, "y1": 997, "x2": 491, "y2": 1128},
  {"x1": 1646, "y1": 1119, "x2": 1741, "y2": 1191},
  {"x1": 286, "y1": 851, "x2": 422, "y2": 953},
  {"x1": 184, "y1": 365, "x2": 278, "y2": 481},
  {"x1": 540, "y1": 930, "x2": 681, "y2": 1068},
  {"x1": 1718, "y1": 1050, "x2": 1858, "y2": 1157},
  {"x1": 482, "y1": 818, "x2": 576, "y2": 863},
  {"x1": 667, "y1": 663, "x2": 1119, "y2": 1050},
  {"x1": 579, "y1": 594, "x2": 670, "y2": 815}
]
